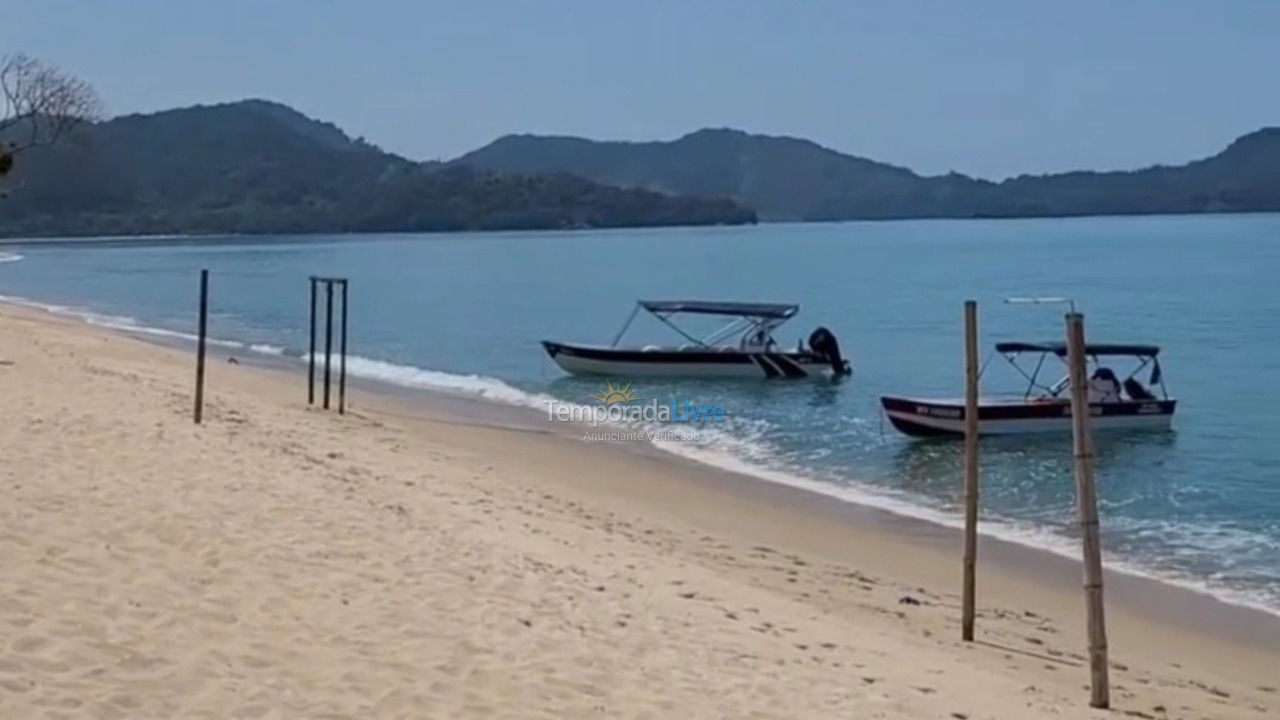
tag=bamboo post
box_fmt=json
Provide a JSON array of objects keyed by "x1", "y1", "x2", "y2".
[
  {"x1": 1065, "y1": 312, "x2": 1110, "y2": 709},
  {"x1": 308, "y1": 277, "x2": 317, "y2": 405},
  {"x1": 961, "y1": 300, "x2": 980, "y2": 641},
  {"x1": 338, "y1": 279, "x2": 348, "y2": 415},
  {"x1": 193, "y1": 269, "x2": 209, "y2": 424},
  {"x1": 323, "y1": 279, "x2": 334, "y2": 410}
]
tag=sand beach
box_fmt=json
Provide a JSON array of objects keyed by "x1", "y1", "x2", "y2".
[{"x1": 1, "y1": 301, "x2": 1277, "y2": 719}]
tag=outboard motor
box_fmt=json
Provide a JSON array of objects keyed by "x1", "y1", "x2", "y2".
[{"x1": 808, "y1": 326, "x2": 851, "y2": 377}]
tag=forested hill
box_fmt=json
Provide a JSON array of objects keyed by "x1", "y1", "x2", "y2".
[
  {"x1": 8, "y1": 98, "x2": 1275, "y2": 236},
  {"x1": 455, "y1": 127, "x2": 1280, "y2": 221},
  {"x1": 0, "y1": 100, "x2": 755, "y2": 238}
]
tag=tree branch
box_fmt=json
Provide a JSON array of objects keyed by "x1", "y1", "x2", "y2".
[{"x1": 0, "y1": 53, "x2": 101, "y2": 167}]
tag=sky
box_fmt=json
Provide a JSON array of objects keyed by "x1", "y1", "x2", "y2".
[{"x1": 2, "y1": 1, "x2": 1277, "y2": 179}]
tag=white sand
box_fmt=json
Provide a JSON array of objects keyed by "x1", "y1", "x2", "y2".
[{"x1": 1, "y1": 303, "x2": 1276, "y2": 719}]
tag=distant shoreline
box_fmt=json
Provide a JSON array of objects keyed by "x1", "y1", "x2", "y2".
[{"x1": 4, "y1": 208, "x2": 1279, "y2": 247}]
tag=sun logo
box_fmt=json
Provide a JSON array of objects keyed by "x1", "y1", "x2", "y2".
[{"x1": 590, "y1": 380, "x2": 640, "y2": 406}]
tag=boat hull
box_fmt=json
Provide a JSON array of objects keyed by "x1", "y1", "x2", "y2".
[
  {"x1": 880, "y1": 395, "x2": 1176, "y2": 437},
  {"x1": 542, "y1": 341, "x2": 837, "y2": 379}
]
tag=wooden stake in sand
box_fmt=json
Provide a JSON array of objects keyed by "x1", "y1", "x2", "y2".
[
  {"x1": 307, "y1": 276, "x2": 350, "y2": 413},
  {"x1": 339, "y1": 279, "x2": 348, "y2": 415},
  {"x1": 1064, "y1": 311, "x2": 1110, "y2": 709},
  {"x1": 308, "y1": 276, "x2": 317, "y2": 405},
  {"x1": 961, "y1": 300, "x2": 980, "y2": 641},
  {"x1": 193, "y1": 269, "x2": 209, "y2": 424},
  {"x1": 323, "y1": 279, "x2": 334, "y2": 410}
]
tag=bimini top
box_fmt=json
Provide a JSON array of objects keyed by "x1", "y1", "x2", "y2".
[
  {"x1": 995, "y1": 341, "x2": 1161, "y2": 357},
  {"x1": 638, "y1": 300, "x2": 799, "y2": 319}
]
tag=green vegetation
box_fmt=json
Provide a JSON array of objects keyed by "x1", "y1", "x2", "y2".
[
  {"x1": 0, "y1": 100, "x2": 754, "y2": 238},
  {"x1": 9, "y1": 96, "x2": 1276, "y2": 236},
  {"x1": 456, "y1": 127, "x2": 1280, "y2": 221}
]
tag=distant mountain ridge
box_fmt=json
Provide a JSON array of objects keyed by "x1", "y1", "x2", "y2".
[
  {"x1": 455, "y1": 126, "x2": 1280, "y2": 221},
  {"x1": 4, "y1": 98, "x2": 1277, "y2": 237},
  {"x1": 0, "y1": 100, "x2": 754, "y2": 238}
]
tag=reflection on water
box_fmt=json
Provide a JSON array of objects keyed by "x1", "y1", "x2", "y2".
[
  {"x1": 884, "y1": 430, "x2": 1179, "y2": 519},
  {"x1": 804, "y1": 382, "x2": 843, "y2": 409}
]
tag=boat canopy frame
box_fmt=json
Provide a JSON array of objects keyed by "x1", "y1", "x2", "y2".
[
  {"x1": 611, "y1": 300, "x2": 800, "y2": 349},
  {"x1": 987, "y1": 341, "x2": 1168, "y2": 401}
]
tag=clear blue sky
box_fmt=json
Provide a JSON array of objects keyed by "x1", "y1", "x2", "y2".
[{"x1": 4, "y1": 0, "x2": 1277, "y2": 179}]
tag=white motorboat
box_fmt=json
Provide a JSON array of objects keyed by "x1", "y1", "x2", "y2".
[
  {"x1": 542, "y1": 300, "x2": 851, "y2": 379},
  {"x1": 881, "y1": 341, "x2": 1176, "y2": 436}
]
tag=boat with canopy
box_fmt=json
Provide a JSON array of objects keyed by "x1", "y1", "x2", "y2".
[
  {"x1": 542, "y1": 300, "x2": 852, "y2": 379},
  {"x1": 881, "y1": 340, "x2": 1175, "y2": 436}
]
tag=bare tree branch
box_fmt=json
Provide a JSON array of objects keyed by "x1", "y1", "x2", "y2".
[{"x1": 0, "y1": 53, "x2": 102, "y2": 177}]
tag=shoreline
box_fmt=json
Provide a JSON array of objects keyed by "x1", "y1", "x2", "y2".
[
  {"x1": 2, "y1": 300, "x2": 1276, "y2": 717},
  {"x1": 7, "y1": 285, "x2": 1280, "y2": 632},
  {"x1": 4, "y1": 211, "x2": 1280, "y2": 247},
  {"x1": 4, "y1": 290, "x2": 1278, "y2": 627},
  {"x1": 346, "y1": 362, "x2": 1280, "y2": 654}
]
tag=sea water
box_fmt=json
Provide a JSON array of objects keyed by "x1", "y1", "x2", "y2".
[{"x1": 2, "y1": 215, "x2": 1278, "y2": 614}]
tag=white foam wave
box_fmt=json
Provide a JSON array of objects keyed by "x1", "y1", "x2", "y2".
[
  {"x1": 250, "y1": 343, "x2": 286, "y2": 356},
  {"x1": 0, "y1": 293, "x2": 280, "y2": 356},
  {"x1": 330, "y1": 354, "x2": 559, "y2": 409},
  {"x1": 82, "y1": 312, "x2": 253, "y2": 352},
  {"x1": 0, "y1": 252, "x2": 23, "y2": 264}
]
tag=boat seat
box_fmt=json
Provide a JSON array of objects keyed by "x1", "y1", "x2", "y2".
[{"x1": 1123, "y1": 377, "x2": 1156, "y2": 400}]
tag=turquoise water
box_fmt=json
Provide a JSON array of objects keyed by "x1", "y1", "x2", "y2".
[{"x1": 2, "y1": 215, "x2": 1278, "y2": 613}]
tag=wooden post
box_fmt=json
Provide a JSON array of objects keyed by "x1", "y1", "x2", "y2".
[
  {"x1": 961, "y1": 300, "x2": 980, "y2": 641},
  {"x1": 338, "y1": 279, "x2": 348, "y2": 415},
  {"x1": 1065, "y1": 312, "x2": 1110, "y2": 709},
  {"x1": 308, "y1": 277, "x2": 317, "y2": 405},
  {"x1": 193, "y1": 269, "x2": 209, "y2": 424},
  {"x1": 323, "y1": 280, "x2": 334, "y2": 410}
]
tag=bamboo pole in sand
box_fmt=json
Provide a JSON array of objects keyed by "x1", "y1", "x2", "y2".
[{"x1": 1064, "y1": 311, "x2": 1110, "y2": 709}]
